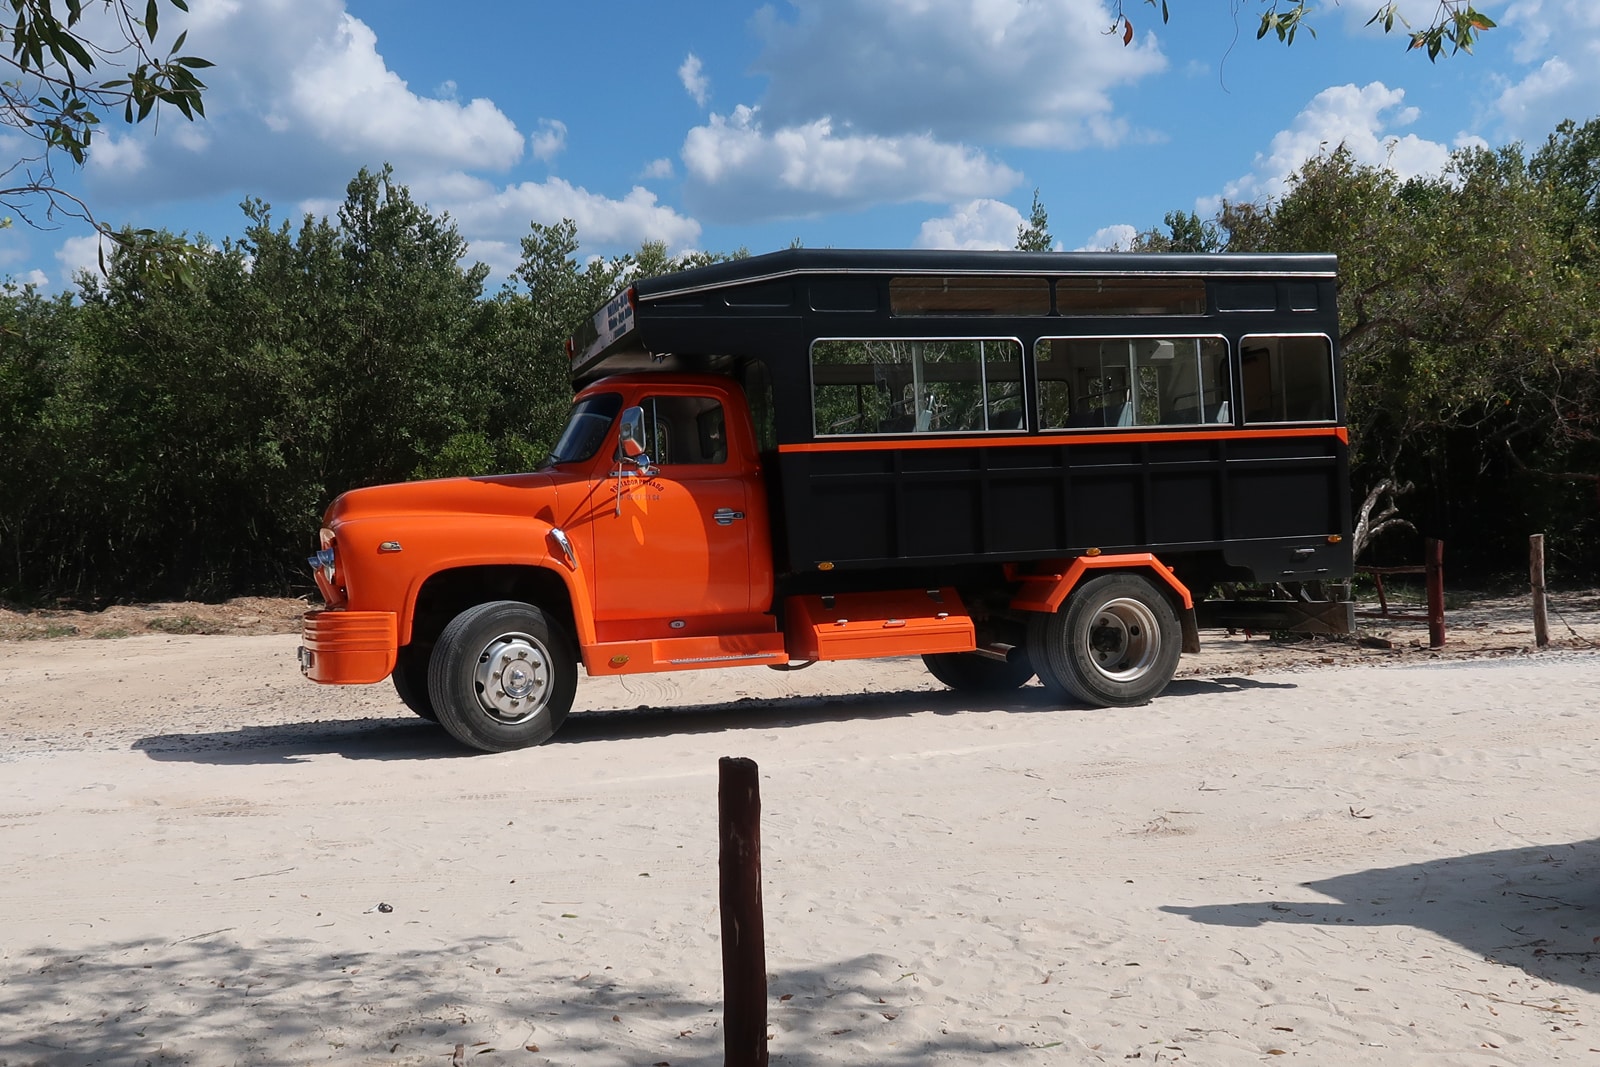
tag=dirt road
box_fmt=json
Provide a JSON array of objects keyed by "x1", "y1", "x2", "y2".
[{"x1": 2, "y1": 632, "x2": 1599, "y2": 1066}]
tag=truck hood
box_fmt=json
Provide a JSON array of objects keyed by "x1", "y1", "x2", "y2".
[{"x1": 326, "y1": 471, "x2": 562, "y2": 525}]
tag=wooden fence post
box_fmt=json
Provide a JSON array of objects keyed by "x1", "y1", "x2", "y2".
[
  {"x1": 1424, "y1": 538, "x2": 1445, "y2": 649},
  {"x1": 719, "y1": 756, "x2": 767, "y2": 1067},
  {"x1": 1531, "y1": 534, "x2": 1550, "y2": 649}
]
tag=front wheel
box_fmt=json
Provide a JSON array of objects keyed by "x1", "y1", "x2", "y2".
[
  {"x1": 922, "y1": 649, "x2": 1035, "y2": 691},
  {"x1": 1028, "y1": 573, "x2": 1181, "y2": 707},
  {"x1": 427, "y1": 601, "x2": 578, "y2": 752}
]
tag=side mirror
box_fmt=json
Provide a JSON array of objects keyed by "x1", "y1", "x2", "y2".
[{"x1": 616, "y1": 406, "x2": 658, "y2": 475}]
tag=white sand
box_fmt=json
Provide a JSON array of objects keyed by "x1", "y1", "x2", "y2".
[{"x1": 3, "y1": 633, "x2": 1600, "y2": 1065}]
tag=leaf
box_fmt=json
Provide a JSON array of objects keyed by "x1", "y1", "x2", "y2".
[{"x1": 1122, "y1": 17, "x2": 1134, "y2": 44}]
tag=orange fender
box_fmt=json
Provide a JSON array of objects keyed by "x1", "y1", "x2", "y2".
[{"x1": 1008, "y1": 553, "x2": 1193, "y2": 614}]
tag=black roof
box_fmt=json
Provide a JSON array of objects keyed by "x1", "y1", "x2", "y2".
[
  {"x1": 633, "y1": 247, "x2": 1336, "y2": 302},
  {"x1": 571, "y1": 247, "x2": 1339, "y2": 382}
]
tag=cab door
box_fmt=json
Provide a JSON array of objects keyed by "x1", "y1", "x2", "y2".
[{"x1": 585, "y1": 391, "x2": 758, "y2": 626}]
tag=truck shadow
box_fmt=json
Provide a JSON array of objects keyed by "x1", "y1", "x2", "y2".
[
  {"x1": 1161, "y1": 837, "x2": 1600, "y2": 995},
  {"x1": 132, "y1": 674, "x2": 1297, "y2": 764},
  {"x1": 132, "y1": 717, "x2": 474, "y2": 764}
]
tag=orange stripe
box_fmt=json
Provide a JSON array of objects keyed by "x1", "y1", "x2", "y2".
[{"x1": 778, "y1": 425, "x2": 1348, "y2": 453}]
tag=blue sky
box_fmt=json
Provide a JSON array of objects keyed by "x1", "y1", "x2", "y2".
[{"x1": 1, "y1": 0, "x2": 1594, "y2": 293}]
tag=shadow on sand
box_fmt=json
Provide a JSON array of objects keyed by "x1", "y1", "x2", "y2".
[
  {"x1": 0, "y1": 935, "x2": 1025, "y2": 1067},
  {"x1": 134, "y1": 669, "x2": 1296, "y2": 765},
  {"x1": 1163, "y1": 837, "x2": 1600, "y2": 994}
]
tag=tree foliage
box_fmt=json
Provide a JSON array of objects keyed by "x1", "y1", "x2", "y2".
[
  {"x1": 0, "y1": 165, "x2": 738, "y2": 603},
  {"x1": 1211, "y1": 135, "x2": 1600, "y2": 575},
  {"x1": 2, "y1": 0, "x2": 211, "y2": 247},
  {"x1": 4, "y1": 123, "x2": 1600, "y2": 603},
  {"x1": 1109, "y1": 0, "x2": 1495, "y2": 58},
  {"x1": 1015, "y1": 189, "x2": 1053, "y2": 251}
]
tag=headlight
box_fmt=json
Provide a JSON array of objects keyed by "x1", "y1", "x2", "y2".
[{"x1": 308, "y1": 547, "x2": 335, "y2": 582}]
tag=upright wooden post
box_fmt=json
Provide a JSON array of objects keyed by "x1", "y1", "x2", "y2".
[
  {"x1": 1424, "y1": 538, "x2": 1446, "y2": 648},
  {"x1": 1531, "y1": 533, "x2": 1550, "y2": 649},
  {"x1": 719, "y1": 756, "x2": 767, "y2": 1067}
]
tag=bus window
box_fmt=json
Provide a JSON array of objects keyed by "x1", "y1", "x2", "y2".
[
  {"x1": 1240, "y1": 335, "x2": 1336, "y2": 423},
  {"x1": 1035, "y1": 336, "x2": 1229, "y2": 430},
  {"x1": 1055, "y1": 277, "x2": 1205, "y2": 316},
  {"x1": 890, "y1": 276, "x2": 1050, "y2": 316},
  {"x1": 811, "y1": 338, "x2": 1025, "y2": 435}
]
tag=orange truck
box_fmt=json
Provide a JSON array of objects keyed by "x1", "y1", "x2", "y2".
[{"x1": 299, "y1": 249, "x2": 1353, "y2": 751}]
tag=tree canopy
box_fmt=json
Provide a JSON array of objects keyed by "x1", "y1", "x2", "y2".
[
  {"x1": 1109, "y1": 0, "x2": 1496, "y2": 58},
  {"x1": 4, "y1": 117, "x2": 1600, "y2": 603}
]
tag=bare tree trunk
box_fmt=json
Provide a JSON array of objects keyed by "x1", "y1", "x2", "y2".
[{"x1": 1352, "y1": 478, "x2": 1415, "y2": 562}]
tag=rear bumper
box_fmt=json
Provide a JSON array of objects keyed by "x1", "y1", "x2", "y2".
[{"x1": 299, "y1": 610, "x2": 398, "y2": 684}]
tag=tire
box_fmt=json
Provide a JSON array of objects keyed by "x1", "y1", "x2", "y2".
[
  {"x1": 1028, "y1": 573, "x2": 1182, "y2": 707},
  {"x1": 922, "y1": 649, "x2": 1035, "y2": 691},
  {"x1": 391, "y1": 643, "x2": 438, "y2": 721},
  {"x1": 427, "y1": 601, "x2": 578, "y2": 753}
]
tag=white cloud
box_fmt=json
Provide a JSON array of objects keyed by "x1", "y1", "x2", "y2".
[
  {"x1": 681, "y1": 105, "x2": 1022, "y2": 223},
  {"x1": 55, "y1": 233, "x2": 112, "y2": 289},
  {"x1": 641, "y1": 158, "x2": 675, "y2": 180},
  {"x1": 751, "y1": 0, "x2": 1165, "y2": 149},
  {"x1": 1209, "y1": 83, "x2": 1463, "y2": 210},
  {"x1": 84, "y1": 0, "x2": 525, "y2": 205},
  {"x1": 914, "y1": 199, "x2": 1026, "y2": 250},
  {"x1": 1491, "y1": 0, "x2": 1600, "y2": 142},
  {"x1": 1079, "y1": 224, "x2": 1138, "y2": 251},
  {"x1": 679, "y1": 53, "x2": 710, "y2": 107},
  {"x1": 407, "y1": 173, "x2": 701, "y2": 259},
  {"x1": 530, "y1": 119, "x2": 567, "y2": 163}
]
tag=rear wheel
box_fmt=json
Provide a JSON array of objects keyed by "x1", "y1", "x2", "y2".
[
  {"x1": 428, "y1": 601, "x2": 577, "y2": 752},
  {"x1": 391, "y1": 643, "x2": 437, "y2": 721},
  {"x1": 1028, "y1": 573, "x2": 1181, "y2": 707},
  {"x1": 922, "y1": 649, "x2": 1035, "y2": 691}
]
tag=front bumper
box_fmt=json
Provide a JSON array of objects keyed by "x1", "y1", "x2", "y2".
[{"x1": 299, "y1": 610, "x2": 398, "y2": 684}]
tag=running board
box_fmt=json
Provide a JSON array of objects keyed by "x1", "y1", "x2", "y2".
[
  {"x1": 584, "y1": 632, "x2": 789, "y2": 676},
  {"x1": 784, "y1": 587, "x2": 976, "y2": 661}
]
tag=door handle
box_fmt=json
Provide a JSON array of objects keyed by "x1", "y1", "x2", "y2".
[{"x1": 713, "y1": 508, "x2": 745, "y2": 526}]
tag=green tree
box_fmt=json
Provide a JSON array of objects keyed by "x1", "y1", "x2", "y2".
[
  {"x1": 1015, "y1": 189, "x2": 1053, "y2": 252},
  {"x1": 1127, "y1": 210, "x2": 1223, "y2": 252},
  {"x1": 1212, "y1": 139, "x2": 1599, "y2": 573},
  {"x1": 1108, "y1": 0, "x2": 1494, "y2": 59}
]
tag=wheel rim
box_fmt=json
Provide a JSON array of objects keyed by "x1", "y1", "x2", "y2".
[
  {"x1": 473, "y1": 630, "x2": 554, "y2": 725},
  {"x1": 1081, "y1": 597, "x2": 1161, "y2": 683}
]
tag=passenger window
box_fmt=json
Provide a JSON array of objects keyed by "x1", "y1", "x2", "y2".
[
  {"x1": 638, "y1": 396, "x2": 728, "y2": 465},
  {"x1": 1239, "y1": 335, "x2": 1336, "y2": 423},
  {"x1": 810, "y1": 338, "x2": 1025, "y2": 435},
  {"x1": 1034, "y1": 336, "x2": 1230, "y2": 430}
]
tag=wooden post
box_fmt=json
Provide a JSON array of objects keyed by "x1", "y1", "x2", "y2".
[
  {"x1": 719, "y1": 756, "x2": 767, "y2": 1067},
  {"x1": 1531, "y1": 533, "x2": 1550, "y2": 649},
  {"x1": 1424, "y1": 538, "x2": 1446, "y2": 648}
]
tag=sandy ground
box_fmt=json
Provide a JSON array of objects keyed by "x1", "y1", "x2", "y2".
[{"x1": 2, "y1": 593, "x2": 1600, "y2": 1066}]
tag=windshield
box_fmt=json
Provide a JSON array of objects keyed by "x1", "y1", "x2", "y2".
[{"x1": 545, "y1": 392, "x2": 623, "y2": 465}]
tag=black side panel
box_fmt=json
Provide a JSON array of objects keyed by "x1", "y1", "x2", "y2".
[{"x1": 780, "y1": 434, "x2": 1352, "y2": 582}]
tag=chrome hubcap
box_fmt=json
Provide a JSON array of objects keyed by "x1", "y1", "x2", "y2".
[
  {"x1": 1083, "y1": 598, "x2": 1160, "y2": 682},
  {"x1": 474, "y1": 631, "x2": 552, "y2": 725}
]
